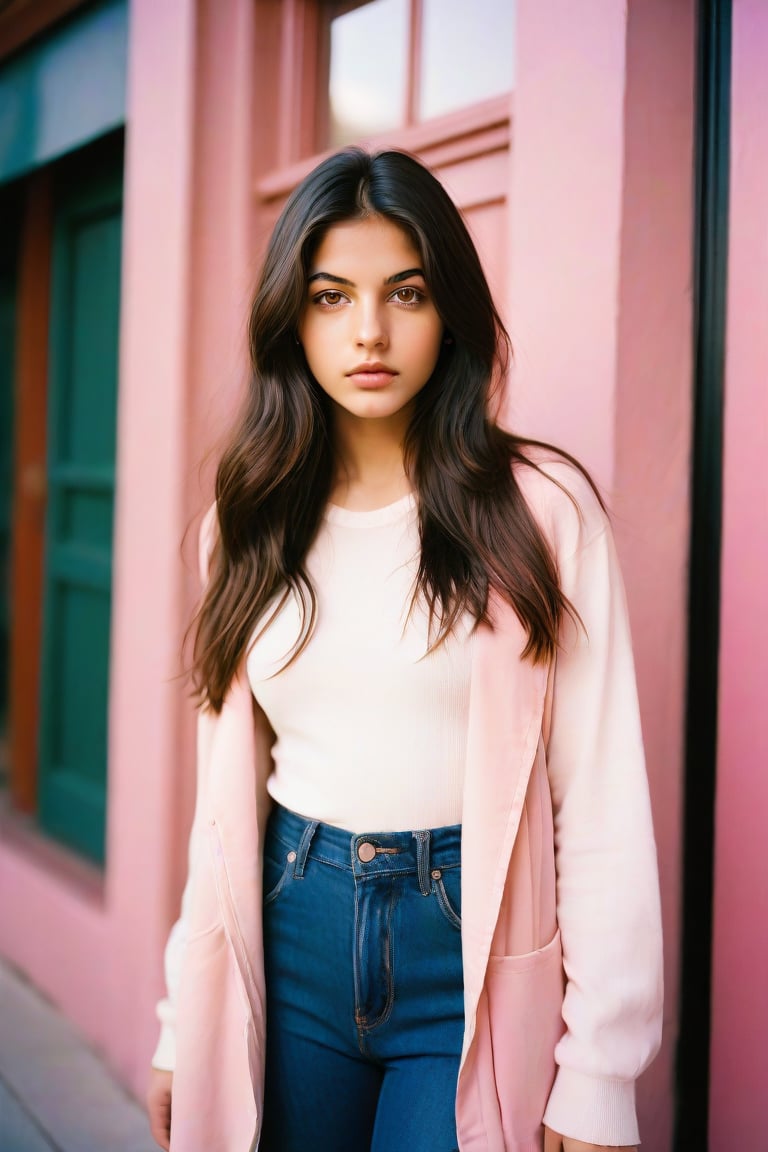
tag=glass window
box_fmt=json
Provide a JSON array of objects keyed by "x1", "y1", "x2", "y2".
[
  {"x1": 419, "y1": 0, "x2": 515, "y2": 121},
  {"x1": 319, "y1": 0, "x2": 514, "y2": 151},
  {"x1": 327, "y1": 0, "x2": 409, "y2": 147}
]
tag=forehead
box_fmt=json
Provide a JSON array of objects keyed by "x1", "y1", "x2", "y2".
[{"x1": 310, "y1": 215, "x2": 422, "y2": 273}]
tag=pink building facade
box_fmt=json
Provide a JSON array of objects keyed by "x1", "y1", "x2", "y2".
[{"x1": 0, "y1": 1, "x2": 762, "y2": 1148}]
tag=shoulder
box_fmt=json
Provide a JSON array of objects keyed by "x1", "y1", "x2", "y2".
[{"x1": 512, "y1": 445, "x2": 609, "y2": 561}]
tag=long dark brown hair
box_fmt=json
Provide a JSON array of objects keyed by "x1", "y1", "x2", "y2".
[{"x1": 193, "y1": 147, "x2": 596, "y2": 712}]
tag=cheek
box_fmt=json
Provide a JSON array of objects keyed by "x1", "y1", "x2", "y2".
[
  {"x1": 418, "y1": 322, "x2": 444, "y2": 369},
  {"x1": 298, "y1": 317, "x2": 328, "y2": 368}
]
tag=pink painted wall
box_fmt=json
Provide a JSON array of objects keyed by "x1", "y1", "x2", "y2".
[
  {"x1": 0, "y1": 0, "x2": 200, "y2": 1092},
  {"x1": 107, "y1": 0, "x2": 199, "y2": 1088},
  {"x1": 614, "y1": 7, "x2": 695, "y2": 1145},
  {"x1": 510, "y1": 3, "x2": 695, "y2": 1147},
  {"x1": 506, "y1": 0, "x2": 627, "y2": 488},
  {"x1": 0, "y1": 0, "x2": 258, "y2": 1098},
  {"x1": 709, "y1": 1, "x2": 768, "y2": 1144}
]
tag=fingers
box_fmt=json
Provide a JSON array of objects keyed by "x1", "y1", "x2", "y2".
[
  {"x1": 147, "y1": 1069, "x2": 173, "y2": 1151},
  {"x1": 147, "y1": 1092, "x2": 171, "y2": 1150}
]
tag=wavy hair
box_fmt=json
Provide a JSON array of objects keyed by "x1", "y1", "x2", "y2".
[{"x1": 193, "y1": 148, "x2": 596, "y2": 711}]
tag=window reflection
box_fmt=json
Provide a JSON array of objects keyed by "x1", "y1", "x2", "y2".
[
  {"x1": 419, "y1": 0, "x2": 515, "y2": 120},
  {"x1": 328, "y1": 0, "x2": 408, "y2": 147}
]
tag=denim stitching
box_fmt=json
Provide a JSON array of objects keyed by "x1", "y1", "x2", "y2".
[
  {"x1": 293, "y1": 819, "x2": 319, "y2": 878},
  {"x1": 433, "y1": 874, "x2": 462, "y2": 930},
  {"x1": 413, "y1": 829, "x2": 432, "y2": 895},
  {"x1": 263, "y1": 862, "x2": 290, "y2": 906},
  {"x1": 354, "y1": 877, "x2": 398, "y2": 1050}
]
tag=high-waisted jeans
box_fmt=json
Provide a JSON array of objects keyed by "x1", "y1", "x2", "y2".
[{"x1": 260, "y1": 802, "x2": 464, "y2": 1152}]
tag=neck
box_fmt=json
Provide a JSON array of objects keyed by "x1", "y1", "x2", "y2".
[{"x1": 331, "y1": 408, "x2": 412, "y2": 510}]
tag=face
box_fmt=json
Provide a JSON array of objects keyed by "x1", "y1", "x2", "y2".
[{"x1": 298, "y1": 215, "x2": 444, "y2": 428}]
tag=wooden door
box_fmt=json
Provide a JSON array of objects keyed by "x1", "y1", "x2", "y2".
[
  {"x1": 37, "y1": 143, "x2": 123, "y2": 863},
  {"x1": 0, "y1": 215, "x2": 16, "y2": 768}
]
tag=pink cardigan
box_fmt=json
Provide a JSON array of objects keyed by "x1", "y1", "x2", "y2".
[{"x1": 158, "y1": 459, "x2": 663, "y2": 1151}]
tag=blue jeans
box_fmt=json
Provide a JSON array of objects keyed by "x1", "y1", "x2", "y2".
[{"x1": 260, "y1": 803, "x2": 464, "y2": 1152}]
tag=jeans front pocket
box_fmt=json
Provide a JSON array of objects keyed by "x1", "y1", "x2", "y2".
[
  {"x1": 263, "y1": 846, "x2": 295, "y2": 906},
  {"x1": 432, "y1": 864, "x2": 462, "y2": 930}
]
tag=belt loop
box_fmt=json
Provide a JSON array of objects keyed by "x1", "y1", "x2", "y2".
[
  {"x1": 294, "y1": 819, "x2": 319, "y2": 877},
  {"x1": 413, "y1": 829, "x2": 431, "y2": 895}
]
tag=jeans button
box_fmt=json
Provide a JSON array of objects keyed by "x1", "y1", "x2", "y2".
[{"x1": 357, "y1": 841, "x2": 376, "y2": 863}]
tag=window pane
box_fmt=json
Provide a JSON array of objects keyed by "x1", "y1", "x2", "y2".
[
  {"x1": 328, "y1": 0, "x2": 408, "y2": 147},
  {"x1": 419, "y1": 0, "x2": 515, "y2": 121}
]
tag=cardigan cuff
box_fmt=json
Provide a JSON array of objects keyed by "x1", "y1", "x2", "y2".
[
  {"x1": 542, "y1": 1066, "x2": 640, "y2": 1146},
  {"x1": 151, "y1": 1002, "x2": 177, "y2": 1072}
]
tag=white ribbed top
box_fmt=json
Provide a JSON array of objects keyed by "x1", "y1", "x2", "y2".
[{"x1": 246, "y1": 493, "x2": 472, "y2": 832}]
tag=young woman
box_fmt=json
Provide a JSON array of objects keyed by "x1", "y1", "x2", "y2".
[{"x1": 147, "y1": 148, "x2": 663, "y2": 1152}]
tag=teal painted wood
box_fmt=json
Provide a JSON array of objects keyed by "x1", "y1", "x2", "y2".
[
  {"x1": 0, "y1": 0, "x2": 127, "y2": 186},
  {"x1": 38, "y1": 139, "x2": 123, "y2": 864}
]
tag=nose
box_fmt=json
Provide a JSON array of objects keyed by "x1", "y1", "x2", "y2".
[{"x1": 355, "y1": 297, "x2": 388, "y2": 350}]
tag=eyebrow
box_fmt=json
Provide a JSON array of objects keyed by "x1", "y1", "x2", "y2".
[{"x1": 307, "y1": 267, "x2": 426, "y2": 287}]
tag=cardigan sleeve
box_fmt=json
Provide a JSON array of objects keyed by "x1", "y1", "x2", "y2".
[
  {"x1": 151, "y1": 844, "x2": 193, "y2": 1070},
  {"x1": 539, "y1": 483, "x2": 663, "y2": 1146},
  {"x1": 151, "y1": 505, "x2": 219, "y2": 1072}
]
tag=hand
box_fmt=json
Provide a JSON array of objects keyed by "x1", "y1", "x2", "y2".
[
  {"x1": 544, "y1": 1128, "x2": 638, "y2": 1152},
  {"x1": 147, "y1": 1067, "x2": 173, "y2": 1150}
]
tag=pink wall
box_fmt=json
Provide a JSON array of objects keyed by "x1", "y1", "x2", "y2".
[
  {"x1": 99, "y1": 0, "x2": 258, "y2": 1093},
  {"x1": 510, "y1": 3, "x2": 695, "y2": 1147},
  {"x1": 0, "y1": 0, "x2": 200, "y2": 1091},
  {"x1": 108, "y1": 0, "x2": 197, "y2": 1086},
  {"x1": 507, "y1": 0, "x2": 627, "y2": 488},
  {"x1": 614, "y1": 6, "x2": 695, "y2": 1144},
  {"x1": 0, "y1": 0, "x2": 258, "y2": 1097},
  {"x1": 709, "y1": 1, "x2": 768, "y2": 1144}
]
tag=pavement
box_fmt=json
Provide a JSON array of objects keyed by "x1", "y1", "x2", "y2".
[{"x1": 0, "y1": 958, "x2": 156, "y2": 1152}]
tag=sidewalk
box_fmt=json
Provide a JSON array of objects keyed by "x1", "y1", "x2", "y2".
[{"x1": 0, "y1": 958, "x2": 155, "y2": 1152}]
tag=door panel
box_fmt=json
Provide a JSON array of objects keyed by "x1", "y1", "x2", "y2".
[{"x1": 38, "y1": 146, "x2": 122, "y2": 863}]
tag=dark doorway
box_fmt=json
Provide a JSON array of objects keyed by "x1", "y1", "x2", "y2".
[{"x1": 675, "y1": 1, "x2": 731, "y2": 1148}]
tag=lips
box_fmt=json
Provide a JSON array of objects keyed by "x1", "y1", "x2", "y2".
[{"x1": 346, "y1": 362, "x2": 398, "y2": 389}]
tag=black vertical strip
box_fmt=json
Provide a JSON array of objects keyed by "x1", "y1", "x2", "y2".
[{"x1": 675, "y1": 1, "x2": 731, "y2": 1148}]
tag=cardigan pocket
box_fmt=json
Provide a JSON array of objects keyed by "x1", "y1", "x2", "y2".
[{"x1": 484, "y1": 929, "x2": 566, "y2": 1149}]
